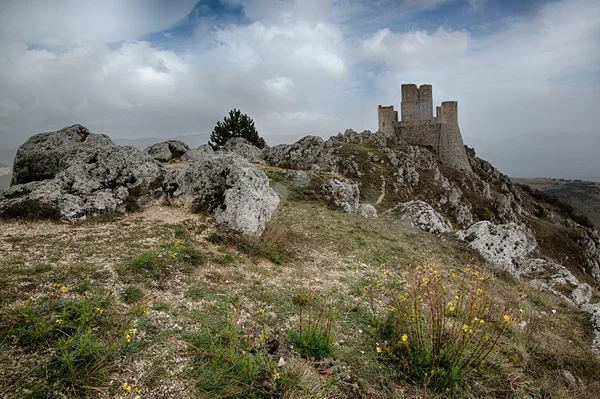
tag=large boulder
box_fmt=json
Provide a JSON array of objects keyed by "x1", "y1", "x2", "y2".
[
  {"x1": 1, "y1": 137, "x2": 165, "y2": 221},
  {"x1": 263, "y1": 135, "x2": 337, "y2": 171},
  {"x1": 11, "y1": 124, "x2": 114, "y2": 185},
  {"x1": 457, "y1": 221, "x2": 537, "y2": 275},
  {"x1": 323, "y1": 179, "x2": 360, "y2": 214},
  {"x1": 182, "y1": 144, "x2": 213, "y2": 162},
  {"x1": 144, "y1": 140, "x2": 190, "y2": 162},
  {"x1": 220, "y1": 137, "x2": 262, "y2": 162},
  {"x1": 165, "y1": 153, "x2": 279, "y2": 235},
  {"x1": 384, "y1": 200, "x2": 452, "y2": 234}
]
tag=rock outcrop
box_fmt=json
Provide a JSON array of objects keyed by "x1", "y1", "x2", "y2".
[
  {"x1": 384, "y1": 200, "x2": 452, "y2": 234},
  {"x1": 181, "y1": 144, "x2": 213, "y2": 162},
  {"x1": 263, "y1": 136, "x2": 337, "y2": 171},
  {"x1": 2, "y1": 126, "x2": 165, "y2": 221},
  {"x1": 145, "y1": 140, "x2": 190, "y2": 162},
  {"x1": 220, "y1": 137, "x2": 262, "y2": 162},
  {"x1": 322, "y1": 179, "x2": 377, "y2": 218},
  {"x1": 165, "y1": 153, "x2": 279, "y2": 235},
  {"x1": 10, "y1": 124, "x2": 114, "y2": 185},
  {"x1": 457, "y1": 221, "x2": 537, "y2": 276},
  {"x1": 323, "y1": 179, "x2": 360, "y2": 214}
]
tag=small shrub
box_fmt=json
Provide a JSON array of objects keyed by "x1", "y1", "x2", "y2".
[
  {"x1": 187, "y1": 284, "x2": 207, "y2": 300},
  {"x1": 123, "y1": 240, "x2": 203, "y2": 280},
  {"x1": 223, "y1": 220, "x2": 292, "y2": 264},
  {"x1": 206, "y1": 230, "x2": 228, "y2": 245},
  {"x1": 47, "y1": 329, "x2": 118, "y2": 396},
  {"x1": 289, "y1": 288, "x2": 335, "y2": 360},
  {"x1": 188, "y1": 310, "x2": 276, "y2": 398},
  {"x1": 71, "y1": 279, "x2": 91, "y2": 294},
  {"x1": 379, "y1": 265, "x2": 511, "y2": 393},
  {"x1": 121, "y1": 285, "x2": 144, "y2": 304}
]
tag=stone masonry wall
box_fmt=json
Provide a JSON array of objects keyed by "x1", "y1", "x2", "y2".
[{"x1": 378, "y1": 105, "x2": 398, "y2": 138}]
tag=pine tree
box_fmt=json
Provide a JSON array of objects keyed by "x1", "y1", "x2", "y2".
[{"x1": 209, "y1": 109, "x2": 266, "y2": 150}]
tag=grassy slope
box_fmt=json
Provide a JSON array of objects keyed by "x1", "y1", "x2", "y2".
[{"x1": 1, "y1": 172, "x2": 600, "y2": 398}]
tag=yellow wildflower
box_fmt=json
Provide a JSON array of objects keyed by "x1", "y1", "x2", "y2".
[
  {"x1": 55, "y1": 319, "x2": 63, "y2": 325},
  {"x1": 143, "y1": 309, "x2": 149, "y2": 315},
  {"x1": 479, "y1": 319, "x2": 485, "y2": 325},
  {"x1": 401, "y1": 334, "x2": 408, "y2": 342},
  {"x1": 53, "y1": 283, "x2": 61, "y2": 288},
  {"x1": 449, "y1": 306, "x2": 455, "y2": 312},
  {"x1": 376, "y1": 346, "x2": 382, "y2": 353},
  {"x1": 29, "y1": 296, "x2": 35, "y2": 301},
  {"x1": 126, "y1": 334, "x2": 132, "y2": 343},
  {"x1": 462, "y1": 324, "x2": 468, "y2": 332},
  {"x1": 390, "y1": 306, "x2": 396, "y2": 312},
  {"x1": 273, "y1": 372, "x2": 281, "y2": 380},
  {"x1": 94, "y1": 307, "x2": 104, "y2": 315},
  {"x1": 476, "y1": 288, "x2": 484, "y2": 295},
  {"x1": 129, "y1": 328, "x2": 137, "y2": 335},
  {"x1": 122, "y1": 383, "x2": 132, "y2": 392},
  {"x1": 519, "y1": 309, "x2": 524, "y2": 313},
  {"x1": 454, "y1": 295, "x2": 460, "y2": 301},
  {"x1": 60, "y1": 286, "x2": 68, "y2": 294},
  {"x1": 469, "y1": 329, "x2": 473, "y2": 334},
  {"x1": 503, "y1": 315, "x2": 510, "y2": 322},
  {"x1": 383, "y1": 270, "x2": 390, "y2": 276}
]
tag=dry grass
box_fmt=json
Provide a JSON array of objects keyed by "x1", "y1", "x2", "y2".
[{"x1": 0, "y1": 193, "x2": 599, "y2": 398}]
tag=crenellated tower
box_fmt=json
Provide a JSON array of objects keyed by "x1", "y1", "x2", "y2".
[{"x1": 377, "y1": 84, "x2": 471, "y2": 171}]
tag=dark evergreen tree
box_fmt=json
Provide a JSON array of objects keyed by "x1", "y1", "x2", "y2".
[{"x1": 209, "y1": 109, "x2": 266, "y2": 150}]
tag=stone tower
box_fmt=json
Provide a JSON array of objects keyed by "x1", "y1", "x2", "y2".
[{"x1": 377, "y1": 84, "x2": 472, "y2": 171}]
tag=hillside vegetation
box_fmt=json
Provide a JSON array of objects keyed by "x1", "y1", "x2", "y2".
[{"x1": 1, "y1": 128, "x2": 600, "y2": 398}]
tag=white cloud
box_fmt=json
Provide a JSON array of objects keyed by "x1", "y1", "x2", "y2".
[
  {"x1": 359, "y1": 27, "x2": 470, "y2": 68},
  {"x1": 0, "y1": 0, "x2": 598, "y2": 157}
]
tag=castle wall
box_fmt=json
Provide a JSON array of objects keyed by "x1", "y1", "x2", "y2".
[
  {"x1": 398, "y1": 121, "x2": 440, "y2": 149},
  {"x1": 438, "y1": 123, "x2": 471, "y2": 171},
  {"x1": 378, "y1": 105, "x2": 398, "y2": 138}
]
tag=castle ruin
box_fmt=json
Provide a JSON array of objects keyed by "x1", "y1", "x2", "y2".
[{"x1": 378, "y1": 84, "x2": 471, "y2": 171}]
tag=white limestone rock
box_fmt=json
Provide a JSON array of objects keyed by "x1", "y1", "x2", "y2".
[
  {"x1": 165, "y1": 153, "x2": 279, "y2": 236},
  {"x1": 385, "y1": 200, "x2": 452, "y2": 234},
  {"x1": 323, "y1": 179, "x2": 360, "y2": 214},
  {"x1": 220, "y1": 137, "x2": 262, "y2": 162},
  {"x1": 1, "y1": 137, "x2": 166, "y2": 221},
  {"x1": 145, "y1": 140, "x2": 190, "y2": 162},
  {"x1": 357, "y1": 204, "x2": 378, "y2": 219},
  {"x1": 457, "y1": 221, "x2": 537, "y2": 275},
  {"x1": 181, "y1": 144, "x2": 214, "y2": 162}
]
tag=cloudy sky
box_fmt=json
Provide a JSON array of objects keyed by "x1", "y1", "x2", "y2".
[{"x1": 0, "y1": 0, "x2": 598, "y2": 152}]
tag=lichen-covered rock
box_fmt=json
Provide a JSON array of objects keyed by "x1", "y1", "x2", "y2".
[
  {"x1": 341, "y1": 158, "x2": 362, "y2": 178},
  {"x1": 323, "y1": 179, "x2": 360, "y2": 214},
  {"x1": 220, "y1": 137, "x2": 262, "y2": 162},
  {"x1": 165, "y1": 153, "x2": 279, "y2": 235},
  {"x1": 1, "y1": 142, "x2": 165, "y2": 221},
  {"x1": 495, "y1": 193, "x2": 518, "y2": 223},
  {"x1": 284, "y1": 170, "x2": 309, "y2": 183},
  {"x1": 145, "y1": 140, "x2": 190, "y2": 162},
  {"x1": 579, "y1": 230, "x2": 600, "y2": 281},
  {"x1": 457, "y1": 222, "x2": 537, "y2": 275},
  {"x1": 385, "y1": 200, "x2": 452, "y2": 234},
  {"x1": 357, "y1": 204, "x2": 377, "y2": 219},
  {"x1": 182, "y1": 144, "x2": 214, "y2": 162},
  {"x1": 262, "y1": 135, "x2": 337, "y2": 171},
  {"x1": 11, "y1": 124, "x2": 114, "y2": 185}
]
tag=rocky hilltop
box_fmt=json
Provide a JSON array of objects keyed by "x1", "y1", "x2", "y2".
[{"x1": 1, "y1": 125, "x2": 599, "y2": 398}]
